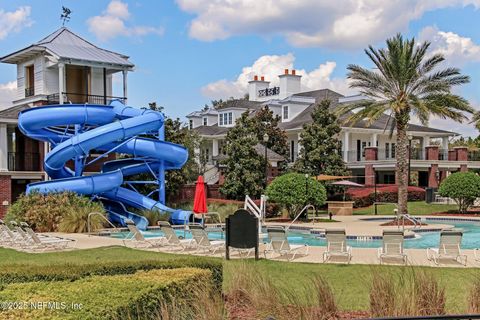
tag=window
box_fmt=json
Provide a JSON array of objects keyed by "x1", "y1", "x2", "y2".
[
  {"x1": 385, "y1": 143, "x2": 390, "y2": 159},
  {"x1": 290, "y1": 140, "x2": 295, "y2": 162},
  {"x1": 189, "y1": 119, "x2": 193, "y2": 129},
  {"x1": 203, "y1": 117, "x2": 208, "y2": 126},
  {"x1": 361, "y1": 141, "x2": 367, "y2": 158},
  {"x1": 25, "y1": 65, "x2": 34, "y2": 97},
  {"x1": 283, "y1": 106, "x2": 289, "y2": 120},
  {"x1": 219, "y1": 112, "x2": 233, "y2": 126},
  {"x1": 391, "y1": 143, "x2": 396, "y2": 158}
]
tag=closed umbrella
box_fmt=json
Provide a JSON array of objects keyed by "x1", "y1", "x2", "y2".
[{"x1": 193, "y1": 175, "x2": 208, "y2": 217}]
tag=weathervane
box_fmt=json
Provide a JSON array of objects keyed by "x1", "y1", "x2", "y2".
[{"x1": 60, "y1": 6, "x2": 72, "y2": 26}]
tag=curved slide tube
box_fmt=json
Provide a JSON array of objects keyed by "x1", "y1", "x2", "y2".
[{"x1": 18, "y1": 100, "x2": 190, "y2": 230}]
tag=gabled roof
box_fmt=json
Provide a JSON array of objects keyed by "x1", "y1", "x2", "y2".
[
  {"x1": 1, "y1": 27, "x2": 133, "y2": 68},
  {"x1": 215, "y1": 99, "x2": 263, "y2": 110},
  {"x1": 193, "y1": 125, "x2": 229, "y2": 136},
  {"x1": 0, "y1": 104, "x2": 29, "y2": 119}
]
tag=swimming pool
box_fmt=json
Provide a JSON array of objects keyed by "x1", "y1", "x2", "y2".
[{"x1": 109, "y1": 218, "x2": 480, "y2": 249}]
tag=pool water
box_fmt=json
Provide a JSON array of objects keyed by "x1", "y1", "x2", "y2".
[{"x1": 111, "y1": 219, "x2": 480, "y2": 249}]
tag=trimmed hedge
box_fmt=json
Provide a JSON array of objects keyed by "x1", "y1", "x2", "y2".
[
  {"x1": 333, "y1": 185, "x2": 426, "y2": 208},
  {"x1": 0, "y1": 268, "x2": 213, "y2": 320},
  {"x1": 0, "y1": 258, "x2": 222, "y2": 291}
]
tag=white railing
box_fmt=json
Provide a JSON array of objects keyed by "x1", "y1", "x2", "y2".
[
  {"x1": 87, "y1": 211, "x2": 119, "y2": 236},
  {"x1": 394, "y1": 208, "x2": 420, "y2": 230},
  {"x1": 244, "y1": 195, "x2": 267, "y2": 233},
  {"x1": 286, "y1": 204, "x2": 315, "y2": 231}
]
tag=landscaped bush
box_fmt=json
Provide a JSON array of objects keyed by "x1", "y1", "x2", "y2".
[
  {"x1": 343, "y1": 185, "x2": 425, "y2": 208},
  {"x1": 438, "y1": 172, "x2": 480, "y2": 213},
  {"x1": 266, "y1": 173, "x2": 327, "y2": 219},
  {"x1": 137, "y1": 209, "x2": 171, "y2": 226},
  {"x1": 4, "y1": 191, "x2": 106, "y2": 232},
  {"x1": 0, "y1": 258, "x2": 223, "y2": 291},
  {"x1": 0, "y1": 268, "x2": 215, "y2": 320}
]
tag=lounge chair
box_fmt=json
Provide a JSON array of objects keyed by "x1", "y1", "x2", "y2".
[
  {"x1": 427, "y1": 229, "x2": 467, "y2": 265},
  {"x1": 377, "y1": 230, "x2": 407, "y2": 265},
  {"x1": 323, "y1": 229, "x2": 352, "y2": 263},
  {"x1": 0, "y1": 220, "x2": 23, "y2": 246},
  {"x1": 20, "y1": 222, "x2": 76, "y2": 250},
  {"x1": 264, "y1": 226, "x2": 309, "y2": 261},
  {"x1": 158, "y1": 221, "x2": 194, "y2": 250},
  {"x1": 123, "y1": 219, "x2": 166, "y2": 248},
  {"x1": 188, "y1": 224, "x2": 224, "y2": 254}
]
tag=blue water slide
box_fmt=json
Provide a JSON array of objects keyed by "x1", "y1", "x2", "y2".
[{"x1": 18, "y1": 101, "x2": 191, "y2": 230}]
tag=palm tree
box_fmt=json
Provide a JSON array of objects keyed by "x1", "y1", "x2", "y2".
[{"x1": 338, "y1": 34, "x2": 473, "y2": 215}]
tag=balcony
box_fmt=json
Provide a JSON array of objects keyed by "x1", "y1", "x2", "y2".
[
  {"x1": 8, "y1": 152, "x2": 41, "y2": 171},
  {"x1": 46, "y1": 92, "x2": 126, "y2": 105},
  {"x1": 25, "y1": 87, "x2": 34, "y2": 97},
  {"x1": 258, "y1": 87, "x2": 280, "y2": 97}
]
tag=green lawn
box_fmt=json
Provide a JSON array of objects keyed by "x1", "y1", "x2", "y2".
[
  {"x1": 353, "y1": 201, "x2": 459, "y2": 215},
  {"x1": 0, "y1": 246, "x2": 477, "y2": 313}
]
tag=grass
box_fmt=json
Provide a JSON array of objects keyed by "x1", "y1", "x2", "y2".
[
  {"x1": 0, "y1": 246, "x2": 478, "y2": 314},
  {"x1": 353, "y1": 201, "x2": 458, "y2": 215}
]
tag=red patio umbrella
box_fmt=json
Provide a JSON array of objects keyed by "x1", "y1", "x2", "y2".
[{"x1": 193, "y1": 175, "x2": 208, "y2": 214}]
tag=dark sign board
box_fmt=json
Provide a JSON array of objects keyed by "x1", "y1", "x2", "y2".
[{"x1": 225, "y1": 209, "x2": 259, "y2": 260}]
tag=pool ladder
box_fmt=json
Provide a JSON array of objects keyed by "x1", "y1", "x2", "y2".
[{"x1": 87, "y1": 211, "x2": 120, "y2": 236}]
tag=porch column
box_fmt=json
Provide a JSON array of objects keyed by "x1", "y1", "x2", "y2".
[
  {"x1": 0, "y1": 124, "x2": 8, "y2": 171},
  {"x1": 441, "y1": 137, "x2": 449, "y2": 151},
  {"x1": 422, "y1": 136, "x2": 430, "y2": 150},
  {"x1": 343, "y1": 131, "x2": 350, "y2": 162},
  {"x1": 58, "y1": 63, "x2": 65, "y2": 104},
  {"x1": 371, "y1": 133, "x2": 378, "y2": 147},
  {"x1": 364, "y1": 147, "x2": 377, "y2": 186},
  {"x1": 212, "y1": 139, "x2": 219, "y2": 157},
  {"x1": 455, "y1": 147, "x2": 468, "y2": 172},
  {"x1": 428, "y1": 164, "x2": 439, "y2": 188},
  {"x1": 122, "y1": 69, "x2": 128, "y2": 102}
]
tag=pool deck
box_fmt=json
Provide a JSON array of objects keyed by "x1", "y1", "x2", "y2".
[{"x1": 38, "y1": 215, "x2": 480, "y2": 268}]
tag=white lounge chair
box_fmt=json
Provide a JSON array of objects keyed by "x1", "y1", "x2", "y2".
[
  {"x1": 20, "y1": 222, "x2": 76, "y2": 250},
  {"x1": 264, "y1": 226, "x2": 309, "y2": 261},
  {"x1": 123, "y1": 219, "x2": 166, "y2": 248},
  {"x1": 0, "y1": 220, "x2": 23, "y2": 246},
  {"x1": 378, "y1": 230, "x2": 407, "y2": 265},
  {"x1": 427, "y1": 229, "x2": 467, "y2": 265},
  {"x1": 323, "y1": 229, "x2": 352, "y2": 263},
  {"x1": 189, "y1": 224, "x2": 224, "y2": 255},
  {"x1": 158, "y1": 221, "x2": 194, "y2": 251}
]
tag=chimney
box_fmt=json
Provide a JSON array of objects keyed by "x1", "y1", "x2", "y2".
[
  {"x1": 248, "y1": 75, "x2": 269, "y2": 101},
  {"x1": 279, "y1": 68, "x2": 301, "y2": 99}
]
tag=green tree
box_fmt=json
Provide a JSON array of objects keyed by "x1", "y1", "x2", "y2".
[
  {"x1": 220, "y1": 111, "x2": 265, "y2": 200},
  {"x1": 439, "y1": 172, "x2": 480, "y2": 213},
  {"x1": 294, "y1": 100, "x2": 349, "y2": 177},
  {"x1": 338, "y1": 34, "x2": 472, "y2": 215},
  {"x1": 266, "y1": 173, "x2": 327, "y2": 219},
  {"x1": 251, "y1": 106, "x2": 288, "y2": 163}
]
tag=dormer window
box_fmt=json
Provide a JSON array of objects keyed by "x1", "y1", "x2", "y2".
[
  {"x1": 283, "y1": 106, "x2": 289, "y2": 120},
  {"x1": 219, "y1": 112, "x2": 233, "y2": 126},
  {"x1": 203, "y1": 117, "x2": 208, "y2": 126},
  {"x1": 189, "y1": 119, "x2": 193, "y2": 129}
]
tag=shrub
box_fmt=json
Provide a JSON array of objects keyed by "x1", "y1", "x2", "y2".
[
  {"x1": 0, "y1": 268, "x2": 215, "y2": 320},
  {"x1": 266, "y1": 173, "x2": 327, "y2": 219},
  {"x1": 5, "y1": 191, "x2": 106, "y2": 232},
  {"x1": 439, "y1": 172, "x2": 480, "y2": 213},
  {"x1": 138, "y1": 209, "x2": 171, "y2": 226},
  {"x1": 0, "y1": 258, "x2": 223, "y2": 291},
  {"x1": 344, "y1": 185, "x2": 425, "y2": 208}
]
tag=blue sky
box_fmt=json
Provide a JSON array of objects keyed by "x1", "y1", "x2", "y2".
[{"x1": 0, "y1": 1, "x2": 480, "y2": 136}]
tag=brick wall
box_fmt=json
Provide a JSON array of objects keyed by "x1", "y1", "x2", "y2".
[
  {"x1": 0, "y1": 175, "x2": 11, "y2": 218},
  {"x1": 171, "y1": 184, "x2": 226, "y2": 203}
]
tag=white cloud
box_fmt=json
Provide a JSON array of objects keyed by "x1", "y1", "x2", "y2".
[
  {"x1": 87, "y1": 0, "x2": 164, "y2": 41},
  {"x1": 0, "y1": 81, "x2": 16, "y2": 110},
  {"x1": 419, "y1": 26, "x2": 480, "y2": 65},
  {"x1": 176, "y1": 0, "x2": 480, "y2": 49},
  {"x1": 0, "y1": 6, "x2": 32, "y2": 40},
  {"x1": 201, "y1": 53, "x2": 353, "y2": 99}
]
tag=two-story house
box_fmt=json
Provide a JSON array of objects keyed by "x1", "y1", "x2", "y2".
[
  {"x1": 0, "y1": 27, "x2": 133, "y2": 217},
  {"x1": 188, "y1": 69, "x2": 478, "y2": 188}
]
